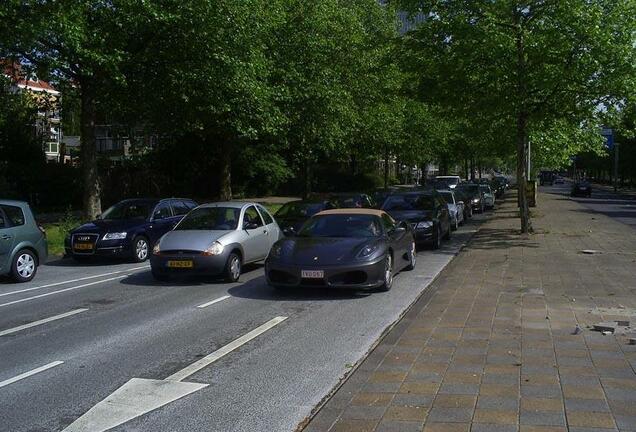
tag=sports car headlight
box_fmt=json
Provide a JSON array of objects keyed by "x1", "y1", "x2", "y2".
[
  {"x1": 415, "y1": 221, "x2": 433, "y2": 229},
  {"x1": 202, "y1": 241, "x2": 224, "y2": 256},
  {"x1": 269, "y1": 243, "x2": 283, "y2": 259},
  {"x1": 102, "y1": 232, "x2": 127, "y2": 240},
  {"x1": 357, "y1": 244, "x2": 380, "y2": 259}
]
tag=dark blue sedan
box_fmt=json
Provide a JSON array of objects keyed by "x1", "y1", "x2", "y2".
[{"x1": 65, "y1": 198, "x2": 197, "y2": 262}]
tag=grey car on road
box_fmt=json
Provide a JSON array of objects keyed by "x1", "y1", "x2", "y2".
[
  {"x1": 0, "y1": 200, "x2": 48, "y2": 282},
  {"x1": 150, "y1": 202, "x2": 281, "y2": 282}
]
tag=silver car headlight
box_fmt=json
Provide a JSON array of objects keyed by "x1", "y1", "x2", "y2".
[
  {"x1": 202, "y1": 241, "x2": 224, "y2": 256},
  {"x1": 415, "y1": 221, "x2": 433, "y2": 229},
  {"x1": 103, "y1": 232, "x2": 127, "y2": 240}
]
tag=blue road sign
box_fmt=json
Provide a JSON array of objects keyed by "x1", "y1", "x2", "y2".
[{"x1": 601, "y1": 127, "x2": 614, "y2": 150}]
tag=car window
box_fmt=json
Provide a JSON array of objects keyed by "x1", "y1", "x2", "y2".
[
  {"x1": 298, "y1": 214, "x2": 382, "y2": 238},
  {"x1": 382, "y1": 195, "x2": 435, "y2": 211},
  {"x1": 381, "y1": 214, "x2": 396, "y2": 232},
  {"x1": 153, "y1": 202, "x2": 172, "y2": 220},
  {"x1": 439, "y1": 192, "x2": 454, "y2": 204},
  {"x1": 171, "y1": 200, "x2": 191, "y2": 216},
  {"x1": 102, "y1": 201, "x2": 154, "y2": 220},
  {"x1": 0, "y1": 209, "x2": 6, "y2": 228},
  {"x1": 256, "y1": 205, "x2": 274, "y2": 225},
  {"x1": 244, "y1": 206, "x2": 264, "y2": 228},
  {"x1": 176, "y1": 207, "x2": 240, "y2": 230},
  {"x1": 0, "y1": 205, "x2": 25, "y2": 226},
  {"x1": 276, "y1": 201, "x2": 325, "y2": 218},
  {"x1": 184, "y1": 200, "x2": 198, "y2": 210}
]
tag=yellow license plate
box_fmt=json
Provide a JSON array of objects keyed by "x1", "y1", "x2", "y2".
[
  {"x1": 74, "y1": 243, "x2": 93, "y2": 250},
  {"x1": 167, "y1": 260, "x2": 194, "y2": 268}
]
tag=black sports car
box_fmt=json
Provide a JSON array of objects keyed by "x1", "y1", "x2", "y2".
[
  {"x1": 571, "y1": 181, "x2": 592, "y2": 197},
  {"x1": 275, "y1": 199, "x2": 336, "y2": 236},
  {"x1": 265, "y1": 209, "x2": 416, "y2": 292},
  {"x1": 381, "y1": 190, "x2": 451, "y2": 249}
]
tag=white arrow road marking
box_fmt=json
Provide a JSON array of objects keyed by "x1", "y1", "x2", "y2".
[
  {"x1": 0, "y1": 361, "x2": 64, "y2": 389},
  {"x1": 0, "y1": 275, "x2": 127, "y2": 308},
  {"x1": 62, "y1": 316, "x2": 288, "y2": 432},
  {"x1": 196, "y1": 295, "x2": 231, "y2": 309},
  {"x1": 0, "y1": 266, "x2": 149, "y2": 298},
  {"x1": 0, "y1": 308, "x2": 88, "y2": 337}
]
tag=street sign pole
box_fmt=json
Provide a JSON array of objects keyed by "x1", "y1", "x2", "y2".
[{"x1": 614, "y1": 143, "x2": 619, "y2": 192}]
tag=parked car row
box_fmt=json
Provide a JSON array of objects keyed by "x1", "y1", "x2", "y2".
[{"x1": 2, "y1": 176, "x2": 499, "y2": 284}]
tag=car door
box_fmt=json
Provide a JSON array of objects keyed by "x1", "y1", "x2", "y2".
[
  {"x1": 148, "y1": 201, "x2": 174, "y2": 244},
  {"x1": 241, "y1": 205, "x2": 269, "y2": 262},
  {"x1": 0, "y1": 207, "x2": 16, "y2": 273},
  {"x1": 256, "y1": 204, "x2": 280, "y2": 247}
]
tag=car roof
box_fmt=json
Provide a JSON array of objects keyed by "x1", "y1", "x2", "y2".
[
  {"x1": 435, "y1": 175, "x2": 460, "y2": 178},
  {"x1": 199, "y1": 201, "x2": 253, "y2": 209},
  {"x1": 0, "y1": 199, "x2": 28, "y2": 206},
  {"x1": 316, "y1": 208, "x2": 386, "y2": 217}
]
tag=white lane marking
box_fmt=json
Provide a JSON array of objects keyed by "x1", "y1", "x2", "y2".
[
  {"x1": 62, "y1": 379, "x2": 207, "y2": 432},
  {"x1": 196, "y1": 295, "x2": 231, "y2": 309},
  {"x1": 0, "y1": 308, "x2": 88, "y2": 337},
  {"x1": 0, "y1": 266, "x2": 149, "y2": 298},
  {"x1": 166, "y1": 316, "x2": 288, "y2": 382},
  {"x1": 0, "y1": 361, "x2": 64, "y2": 389},
  {"x1": 0, "y1": 275, "x2": 126, "y2": 308}
]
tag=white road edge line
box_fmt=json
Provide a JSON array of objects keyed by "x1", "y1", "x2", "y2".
[
  {"x1": 165, "y1": 316, "x2": 288, "y2": 382},
  {"x1": 0, "y1": 266, "x2": 149, "y2": 298},
  {"x1": 0, "y1": 308, "x2": 88, "y2": 337},
  {"x1": 0, "y1": 361, "x2": 64, "y2": 389},
  {"x1": 196, "y1": 295, "x2": 231, "y2": 309},
  {"x1": 0, "y1": 275, "x2": 126, "y2": 308}
]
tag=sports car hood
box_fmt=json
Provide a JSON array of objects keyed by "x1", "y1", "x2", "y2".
[
  {"x1": 385, "y1": 210, "x2": 431, "y2": 223},
  {"x1": 159, "y1": 230, "x2": 230, "y2": 251},
  {"x1": 277, "y1": 236, "x2": 379, "y2": 265},
  {"x1": 71, "y1": 218, "x2": 145, "y2": 234}
]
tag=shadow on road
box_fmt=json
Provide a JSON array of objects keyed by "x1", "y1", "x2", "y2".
[
  {"x1": 44, "y1": 256, "x2": 130, "y2": 267},
  {"x1": 118, "y1": 263, "x2": 264, "y2": 287},
  {"x1": 463, "y1": 228, "x2": 539, "y2": 250}
]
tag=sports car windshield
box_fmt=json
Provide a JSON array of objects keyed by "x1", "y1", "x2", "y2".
[
  {"x1": 382, "y1": 195, "x2": 435, "y2": 211},
  {"x1": 298, "y1": 214, "x2": 382, "y2": 238},
  {"x1": 101, "y1": 202, "x2": 154, "y2": 220},
  {"x1": 175, "y1": 207, "x2": 240, "y2": 230},
  {"x1": 276, "y1": 202, "x2": 325, "y2": 218}
]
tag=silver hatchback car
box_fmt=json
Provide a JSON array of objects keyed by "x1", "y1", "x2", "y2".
[
  {"x1": 150, "y1": 202, "x2": 281, "y2": 282},
  {"x1": 0, "y1": 200, "x2": 48, "y2": 282}
]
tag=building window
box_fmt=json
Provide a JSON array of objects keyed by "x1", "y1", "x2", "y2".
[{"x1": 45, "y1": 142, "x2": 59, "y2": 154}]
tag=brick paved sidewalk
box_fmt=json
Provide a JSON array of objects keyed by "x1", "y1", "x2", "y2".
[{"x1": 303, "y1": 189, "x2": 636, "y2": 432}]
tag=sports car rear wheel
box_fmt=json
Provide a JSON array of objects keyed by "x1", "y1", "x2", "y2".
[
  {"x1": 378, "y1": 254, "x2": 393, "y2": 292},
  {"x1": 405, "y1": 242, "x2": 416, "y2": 271}
]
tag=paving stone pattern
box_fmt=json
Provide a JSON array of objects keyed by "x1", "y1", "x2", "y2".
[{"x1": 303, "y1": 189, "x2": 636, "y2": 432}]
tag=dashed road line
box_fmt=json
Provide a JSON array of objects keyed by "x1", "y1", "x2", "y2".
[
  {"x1": 0, "y1": 361, "x2": 64, "y2": 389},
  {"x1": 0, "y1": 266, "x2": 149, "y2": 298},
  {"x1": 0, "y1": 308, "x2": 88, "y2": 337},
  {"x1": 196, "y1": 295, "x2": 231, "y2": 309}
]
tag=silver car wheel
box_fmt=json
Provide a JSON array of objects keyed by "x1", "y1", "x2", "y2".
[
  {"x1": 384, "y1": 255, "x2": 393, "y2": 286},
  {"x1": 17, "y1": 253, "x2": 35, "y2": 278},
  {"x1": 136, "y1": 239, "x2": 148, "y2": 261},
  {"x1": 230, "y1": 255, "x2": 241, "y2": 280}
]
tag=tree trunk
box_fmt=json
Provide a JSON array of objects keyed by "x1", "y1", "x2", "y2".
[
  {"x1": 464, "y1": 158, "x2": 469, "y2": 181},
  {"x1": 218, "y1": 139, "x2": 232, "y2": 200},
  {"x1": 470, "y1": 156, "x2": 475, "y2": 181},
  {"x1": 79, "y1": 79, "x2": 101, "y2": 219},
  {"x1": 383, "y1": 145, "x2": 389, "y2": 189},
  {"x1": 517, "y1": 112, "x2": 531, "y2": 233}
]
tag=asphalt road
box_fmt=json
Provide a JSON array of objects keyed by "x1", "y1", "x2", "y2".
[
  {"x1": 542, "y1": 181, "x2": 636, "y2": 229},
  {"x1": 0, "y1": 212, "x2": 488, "y2": 432}
]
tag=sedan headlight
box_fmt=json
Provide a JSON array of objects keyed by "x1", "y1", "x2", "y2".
[
  {"x1": 202, "y1": 241, "x2": 224, "y2": 256},
  {"x1": 357, "y1": 244, "x2": 380, "y2": 259},
  {"x1": 102, "y1": 232, "x2": 127, "y2": 240},
  {"x1": 415, "y1": 221, "x2": 433, "y2": 229}
]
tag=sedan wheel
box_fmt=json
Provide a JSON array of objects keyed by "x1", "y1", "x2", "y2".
[
  {"x1": 133, "y1": 237, "x2": 149, "y2": 263},
  {"x1": 224, "y1": 253, "x2": 242, "y2": 283},
  {"x1": 12, "y1": 249, "x2": 37, "y2": 282},
  {"x1": 405, "y1": 241, "x2": 416, "y2": 271},
  {"x1": 378, "y1": 254, "x2": 393, "y2": 292}
]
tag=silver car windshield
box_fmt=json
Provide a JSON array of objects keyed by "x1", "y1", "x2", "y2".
[
  {"x1": 176, "y1": 207, "x2": 240, "y2": 231},
  {"x1": 298, "y1": 214, "x2": 381, "y2": 238}
]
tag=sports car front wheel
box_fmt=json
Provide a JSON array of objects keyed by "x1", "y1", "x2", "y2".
[{"x1": 378, "y1": 254, "x2": 393, "y2": 292}]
